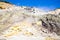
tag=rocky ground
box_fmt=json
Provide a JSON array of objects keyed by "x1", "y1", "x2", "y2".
[{"x1": 0, "y1": 2, "x2": 60, "y2": 40}]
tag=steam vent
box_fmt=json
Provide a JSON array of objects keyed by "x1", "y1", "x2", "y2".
[{"x1": 0, "y1": 1, "x2": 60, "y2": 40}]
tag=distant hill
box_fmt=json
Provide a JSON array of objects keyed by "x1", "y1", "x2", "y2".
[{"x1": 0, "y1": 1, "x2": 13, "y2": 9}]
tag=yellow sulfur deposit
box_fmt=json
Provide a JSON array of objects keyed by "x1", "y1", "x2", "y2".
[
  {"x1": 24, "y1": 31, "x2": 33, "y2": 36},
  {"x1": 3, "y1": 25, "x2": 21, "y2": 37},
  {"x1": 36, "y1": 21, "x2": 42, "y2": 26},
  {"x1": 45, "y1": 37, "x2": 56, "y2": 40}
]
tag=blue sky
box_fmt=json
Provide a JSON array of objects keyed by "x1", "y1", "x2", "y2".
[{"x1": 7, "y1": 0, "x2": 60, "y2": 11}]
